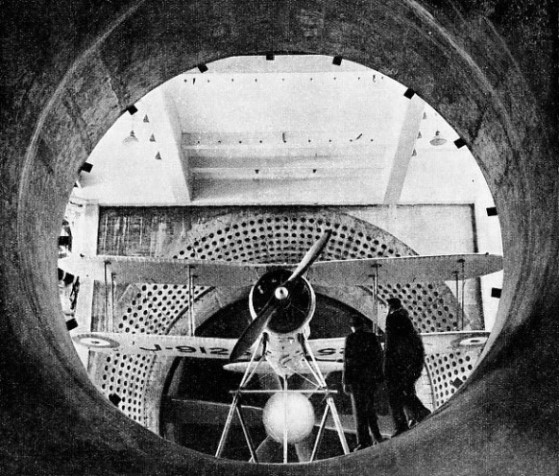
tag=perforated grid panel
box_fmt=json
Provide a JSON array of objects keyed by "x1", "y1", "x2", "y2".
[
  {"x1": 169, "y1": 213, "x2": 461, "y2": 332},
  {"x1": 94, "y1": 283, "x2": 209, "y2": 423},
  {"x1": 99, "y1": 354, "x2": 151, "y2": 422},
  {"x1": 426, "y1": 351, "x2": 477, "y2": 407},
  {"x1": 92, "y1": 209, "x2": 481, "y2": 425},
  {"x1": 379, "y1": 283, "x2": 458, "y2": 333}
]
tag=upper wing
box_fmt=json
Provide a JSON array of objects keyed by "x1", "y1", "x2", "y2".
[
  {"x1": 59, "y1": 253, "x2": 502, "y2": 287},
  {"x1": 59, "y1": 254, "x2": 276, "y2": 287},
  {"x1": 71, "y1": 331, "x2": 238, "y2": 358},
  {"x1": 307, "y1": 253, "x2": 503, "y2": 286}
]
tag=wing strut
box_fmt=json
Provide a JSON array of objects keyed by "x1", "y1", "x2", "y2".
[
  {"x1": 282, "y1": 377, "x2": 289, "y2": 464},
  {"x1": 370, "y1": 263, "x2": 380, "y2": 330},
  {"x1": 103, "y1": 260, "x2": 115, "y2": 331},
  {"x1": 460, "y1": 258, "x2": 465, "y2": 329},
  {"x1": 187, "y1": 265, "x2": 195, "y2": 336},
  {"x1": 453, "y1": 259, "x2": 466, "y2": 330}
]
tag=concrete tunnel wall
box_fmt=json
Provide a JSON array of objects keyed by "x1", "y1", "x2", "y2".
[{"x1": 0, "y1": 1, "x2": 557, "y2": 474}]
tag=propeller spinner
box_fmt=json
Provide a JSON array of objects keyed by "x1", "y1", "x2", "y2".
[{"x1": 249, "y1": 269, "x2": 315, "y2": 335}]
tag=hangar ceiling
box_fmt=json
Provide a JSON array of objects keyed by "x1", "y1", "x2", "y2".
[{"x1": 76, "y1": 55, "x2": 487, "y2": 207}]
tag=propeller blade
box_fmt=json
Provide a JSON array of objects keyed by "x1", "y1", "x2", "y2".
[
  {"x1": 230, "y1": 298, "x2": 278, "y2": 361},
  {"x1": 287, "y1": 230, "x2": 332, "y2": 282}
]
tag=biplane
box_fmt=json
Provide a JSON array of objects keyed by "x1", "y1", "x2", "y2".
[{"x1": 65, "y1": 230, "x2": 502, "y2": 462}]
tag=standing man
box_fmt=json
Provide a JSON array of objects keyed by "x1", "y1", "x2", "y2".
[
  {"x1": 384, "y1": 297, "x2": 431, "y2": 436},
  {"x1": 343, "y1": 315, "x2": 385, "y2": 450}
]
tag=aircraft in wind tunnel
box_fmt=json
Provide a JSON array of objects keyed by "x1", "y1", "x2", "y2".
[{"x1": 67, "y1": 230, "x2": 503, "y2": 462}]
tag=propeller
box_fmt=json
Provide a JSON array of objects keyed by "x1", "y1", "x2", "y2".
[
  {"x1": 229, "y1": 294, "x2": 282, "y2": 361},
  {"x1": 229, "y1": 230, "x2": 332, "y2": 362},
  {"x1": 287, "y1": 230, "x2": 332, "y2": 282}
]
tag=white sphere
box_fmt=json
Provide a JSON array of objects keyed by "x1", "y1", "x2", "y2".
[{"x1": 262, "y1": 392, "x2": 315, "y2": 444}]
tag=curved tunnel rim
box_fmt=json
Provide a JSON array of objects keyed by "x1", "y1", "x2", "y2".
[{"x1": 6, "y1": 1, "x2": 555, "y2": 474}]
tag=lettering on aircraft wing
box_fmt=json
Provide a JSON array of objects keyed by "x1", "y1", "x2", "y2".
[
  {"x1": 313, "y1": 347, "x2": 344, "y2": 360},
  {"x1": 135, "y1": 344, "x2": 230, "y2": 356},
  {"x1": 72, "y1": 333, "x2": 238, "y2": 358},
  {"x1": 308, "y1": 339, "x2": 345, "y2": 361}
]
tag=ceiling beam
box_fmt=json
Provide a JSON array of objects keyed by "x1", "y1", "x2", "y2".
[
  {"x1": 146, "y1": 89, "x2": 192, "y2": 203},
  {"x1": 191, "y1": 166, "x2": 382, "y2": 181},
  {"x1": 184, "y1": 142, "x2": 385, "y2": 158},
  {"x1": 188, "y1": 151, "x2": 387, "y2": 170},
  {"x1": 383, "y1": 95, "x2": 425, "y2": 205}
]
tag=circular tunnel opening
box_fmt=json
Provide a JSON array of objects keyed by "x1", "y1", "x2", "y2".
[
  {"x1": 59, "y1": 54, "x2": 504, "y2": 465},
  {"x1": 8, "y1": 3, "x2": 557, "y2": 474}
]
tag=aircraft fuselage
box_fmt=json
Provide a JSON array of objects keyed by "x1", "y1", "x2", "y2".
[{"x1": 249, "y1": 269, "x2": 316, "y2": 377}]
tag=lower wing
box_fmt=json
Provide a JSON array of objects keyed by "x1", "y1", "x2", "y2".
[
  {"x1": 304, "y1": 330, "x2": 490, "y2": 361},
  {"x1": 72, "y1": 330, "x2": 489, "y2": 362},
  {"x1": 71, "y1": 331, "x2": 238, "y2": 359}
]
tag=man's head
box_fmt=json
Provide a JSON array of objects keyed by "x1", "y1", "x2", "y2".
[
  {"x1": 387, "y1": 297, "x2": 402, "y2": 311},
  {"x1": 349, "y1": 315, "x2": 365, "y2": 332}
]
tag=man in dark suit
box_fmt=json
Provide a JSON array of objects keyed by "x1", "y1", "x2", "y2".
[
  {"x1": 343, "y1": 315, "x2": 385, "y2": 450},
  {"x1": 384, "y1": 297, "x2": 431, "y2": 436}
]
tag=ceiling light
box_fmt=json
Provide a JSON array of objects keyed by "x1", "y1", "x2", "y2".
[
  {"x1": 429, "y1": 130, "x2": 447, "y2": 146},
  {"x1": 123, "y1": 130, "x2": 139, "y2": 145}
]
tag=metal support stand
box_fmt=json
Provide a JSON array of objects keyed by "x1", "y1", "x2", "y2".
[
  {"x1": 236, "y1": 396, "x2": 258, "y2": 462},
  {"x1": 216, "y1": 334, "x2": 349, "y2": 462},
  {"x1": 282, "y1": 376, "x2": 288, "y2": 463},
  {"x1": 302, "y1": 336, "x2": 350, "y2": 457},
  {"x1": 454, "y1": 271, "x2": 460, "y2": 330},
  {"x1": 311, "y1": 403, "x2": 330, "y2": 461},
  {"x1": 215, "y1": 335, "x2": 265, "y2": 461}
]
